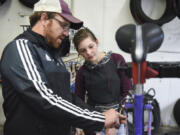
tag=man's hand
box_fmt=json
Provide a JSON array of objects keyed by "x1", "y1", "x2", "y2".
[
  {"x1": 105, "y1": 127, "x2": 118, "y2": 135},
  {"x1": 103, "y1": 109, "x2": 126, "y2": 128},
  {"x1": 119, "y1": 113, "x2": 126, "y2": 124}
]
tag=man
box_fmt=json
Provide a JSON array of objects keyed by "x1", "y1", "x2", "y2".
[{"x1": 0, "y1": 0, "x2": 126, "y2": 135}]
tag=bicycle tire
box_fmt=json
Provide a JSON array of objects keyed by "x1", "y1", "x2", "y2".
[
  {"x1": 130, "y1": 0, "x2": 176, "y2": 26},
  {"x1": 0, "y1": 0, "x2": 6, "y2": 5},
  {"x1": 173, "y1": 0, "x2": 180, "y2": 18},
  {"x1": 173, "y1": 98, "x2": 180, "y2": 127},
  {"x1": 19, "y1": 0, "x2": 39, "y2": 8}
]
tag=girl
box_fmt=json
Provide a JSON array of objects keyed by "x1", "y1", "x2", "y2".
[{"x1": 73, "y1": 27, "x2": 132, "y2": 135}]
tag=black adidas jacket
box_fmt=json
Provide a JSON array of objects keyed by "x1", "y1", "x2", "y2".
[{"x1": 0, "y1": 29, "x2": 105, "y2": 135}]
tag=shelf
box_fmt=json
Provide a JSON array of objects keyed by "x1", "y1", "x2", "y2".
[{"x1": 62, "y1": 53, "x2": 79, "y2": 62}]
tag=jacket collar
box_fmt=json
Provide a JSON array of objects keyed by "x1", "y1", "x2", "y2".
[
  {"x1": 23, "y1": 29, "x2": 49, "y2": 49},
  {"x1": 84, "y1": 51, "x2": 112, "y2": 70}
]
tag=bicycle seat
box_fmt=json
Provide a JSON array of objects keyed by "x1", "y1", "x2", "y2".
[{"x1": 115, "y1": 23, "x2": 164, "y2": 63}]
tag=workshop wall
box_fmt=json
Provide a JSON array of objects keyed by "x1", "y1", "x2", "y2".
[
  {"x1": 0, "y1": 0, "x2": 32, "y2": 55},
  {"x1": 0, "y1": 0, "x2": 180, "y2": 127}
]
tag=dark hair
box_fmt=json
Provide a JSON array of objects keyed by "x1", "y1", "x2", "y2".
[
  {"x1": 73, "y1": 27, "x2": 97, "y2": 51},
  {"x1": 29, "y1": 12, "x2": 57, "y2": 27}
]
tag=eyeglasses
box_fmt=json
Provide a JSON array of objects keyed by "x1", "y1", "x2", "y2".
[{"x1": 53, "y1": 18, "x2": 70, "y2": 32}]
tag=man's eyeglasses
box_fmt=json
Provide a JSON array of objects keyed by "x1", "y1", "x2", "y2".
[{"x1": 53, "y1": 18, "x2": 70, "y2": 32}]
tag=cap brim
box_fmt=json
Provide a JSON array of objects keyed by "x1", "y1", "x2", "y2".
[{"x1": 60, "y1": 13, "x2": 83, "y2": 30}]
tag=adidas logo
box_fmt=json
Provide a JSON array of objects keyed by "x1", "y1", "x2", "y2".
[{"x1": 45, "y1": 54, "x2": 52, "y2": 61}]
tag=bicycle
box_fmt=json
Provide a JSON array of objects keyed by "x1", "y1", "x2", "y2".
[{"x1": 115, "y1": 23, "x2": 164, "y2": 135}]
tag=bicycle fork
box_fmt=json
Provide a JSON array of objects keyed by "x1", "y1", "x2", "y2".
[
  {"x1": 125, "y1": 95, "x2": 153, "y2": 135},
  {"x1": 144, "y1": 103, "x2": 153, "y2": 135}
]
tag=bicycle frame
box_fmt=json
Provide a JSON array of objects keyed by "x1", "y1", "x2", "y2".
[
  {"x1": 123, "y1": 61, "x2": 155, "y2": 135},
  {"x1": 125, "y1": 94, "x2": 153, "y2": 135}
]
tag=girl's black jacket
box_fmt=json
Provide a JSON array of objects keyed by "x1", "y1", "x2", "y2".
[{"x1": 0, "y1": 29, "x2": 105, "y2": 135}]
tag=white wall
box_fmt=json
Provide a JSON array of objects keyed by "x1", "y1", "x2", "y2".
[
  {"x1": 73, "y1": 0, "x2": 180, "y2": 127},
  {"x1": 73, "y1": 0, "x2": 134, "y2": 60},
  {"x1": 0, "y1": 0, "x2": 32, "y2": 55},
  {"x1": 0, "y1": 0, "x2": 180, "y2": 127}
]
